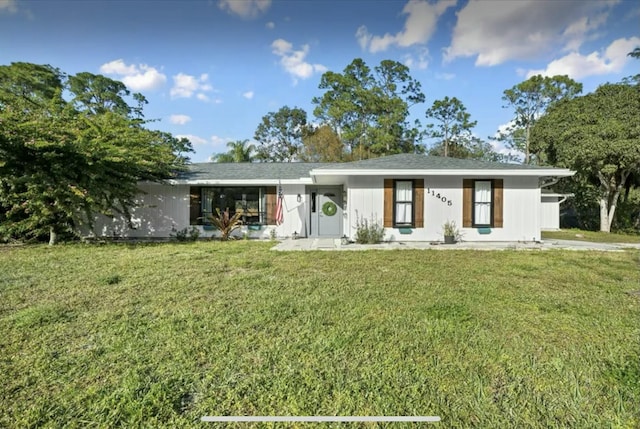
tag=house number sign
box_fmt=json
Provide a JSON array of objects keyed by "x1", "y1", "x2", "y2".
[{"x1": 426, "y1": 188, "x2": 453, "y2": 206}]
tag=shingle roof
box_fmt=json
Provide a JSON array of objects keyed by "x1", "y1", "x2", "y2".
[
  {"x1": 179, "y1": 162, "x2": 330, "y2": 181},
  {"x1": 178, "y1": 154, "x2": 564, "y2": 181},
  {"x1": 314, "y1": 153, "x2": 549, "y2": 170}
]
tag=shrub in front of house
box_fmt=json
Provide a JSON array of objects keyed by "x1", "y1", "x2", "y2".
[{"x1": 354, "y1": 214, "x2": 385, "y2": 244}]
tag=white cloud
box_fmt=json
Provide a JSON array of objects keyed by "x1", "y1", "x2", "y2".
[
  {"x1": 0, "y1": 0, "x2": 18, "y2": 13},
  {"x1": 271, "y1": 38, "x2": 327, "y2": 82},
  {"x1": 357, "y1": 0, "x2": 456, "y2": 53},
  {"x1": 404, "y1": 48, "x2": 430, "y2": 70},
  {"x1": 210, "y1": 135, "x2": 232, "y2": 146},
  {"x1": 435, "y1": 72, "x2": 455, "y2": 80},
  {"x1": 99, "y1": 59, "x2": 166, "y2": 91},
  {"x1": 355, "y1": 26, "x2": 372, "y2": 51},
  {"x1": 561, "y1": 12, "x2": 608, "y2": 52},
  {"x1": 266, "y1": 21, "x2": 275, "y2": 29},
  {"x1": 175, "y1": 134, "x2": 208, "y2": 146},
  {"x1": 170, "y1": 73, "x2": 214, "y2": 100},
  {"x1": 169, "y1": 114, "x2": 191, "y2": 125},
  {"x1": 445, "y1": 0, "x2": 616, "y2": 66},
  {"x1": 243, "y1": 91, "x2": 254, "y2": 99},
  {"x1": 218, "y1": 0, "x2": 271, "y2": 19},
  {"x1": 526, "y1": 36, "x2": 640, "y2": 80},
  {"x1": 489, "y1": 122, "x2": 524, "y2": 160}
]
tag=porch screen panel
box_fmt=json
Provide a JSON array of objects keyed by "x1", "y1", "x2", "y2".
[{"x1": 201, "y1": 188, "x2": 216, "y2": 222}]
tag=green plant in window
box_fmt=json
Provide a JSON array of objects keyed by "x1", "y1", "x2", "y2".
[{"x1": 208, "y1": 208, "x2": 243, "y2": 241}]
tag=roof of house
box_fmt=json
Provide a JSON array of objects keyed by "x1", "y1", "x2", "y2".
[
  {"x1": 175, "y1": 154, "x2": 573, "y2": 183},
  {"x1": 313, "y1": 153, "x2": 550, "y2": 170},
  {"x1": 180, "y1": 161, "x2": 330, "y2": 181}
]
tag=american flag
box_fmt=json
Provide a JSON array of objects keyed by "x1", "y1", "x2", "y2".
[{"x1": 275, "y1": 185, "x2": 284, "y2": 226}]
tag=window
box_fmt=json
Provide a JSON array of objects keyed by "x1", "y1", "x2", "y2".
[
  {"x1": 463, "y1": 179, "x2": 503, "y2": 228},
  {"x1": 384, "y1": 179, "x2": 424, "y2": 228},
  {"x1": 200, "y1": 187, "x2": 266, "y2": 225},
  {"x1": 473, "y1": 180, "x2": 492, "y2": 226},
  {"x1": 394, "y1": 180, "x2": 413, "y2": 227}
]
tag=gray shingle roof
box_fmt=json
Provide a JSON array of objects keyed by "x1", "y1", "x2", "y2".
[
  {"x1": 179, "y1": 154, "x2": 563, "y2": 181},
  {"x1": 179, "y1": 162, "x2": 330, "y2": 181},
  {"x1": 314, "y1": 153, "x2": 549, "y2": 170}
]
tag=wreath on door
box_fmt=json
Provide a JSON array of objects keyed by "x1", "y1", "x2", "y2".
[{"x1": 322, "y1": 201, "x2": 337, "y2": 216}]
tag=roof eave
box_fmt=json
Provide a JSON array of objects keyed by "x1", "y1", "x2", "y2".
[
  {"x1": 168, "y1": 178, "x2": 314, "y2": 185},
  {"x1": 309, "y1": 168, "x2": 575, "y2": 177}
]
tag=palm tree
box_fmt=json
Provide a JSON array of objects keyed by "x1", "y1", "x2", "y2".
[{"x1": 211, "y1": 139, "x2": 255, "y2": 163}]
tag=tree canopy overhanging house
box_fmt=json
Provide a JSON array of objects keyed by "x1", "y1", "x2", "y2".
[{"x1": 0, "y1": 62, "x2": 192, "y2": 244}]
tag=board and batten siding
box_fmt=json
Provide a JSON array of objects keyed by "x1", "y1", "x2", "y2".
[
  {"x1": 346, "y1": 175, "x2": 541, "y2": 242},
  {"x1": 540, "y1": 195, "x2": 561, "y2": 230},
  {"x1": 88, "y1": 183, "x2": 190, "y2": 238}
]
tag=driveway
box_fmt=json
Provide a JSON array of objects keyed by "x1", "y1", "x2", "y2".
[{"x1": 273, "y1": 238, "x2": 640, "y2": 251}]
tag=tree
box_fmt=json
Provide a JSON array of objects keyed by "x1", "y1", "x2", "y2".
[
  {"x1": 489, "y1": 125, "x2": 526, "y2": 162},
  {"x1": 68, "y1": 72, "x2": 136, "y2": 116},
  {"x1": 501, "y1": 75, "x2": 582, "y2": 164},
  {"x1": 211, "y1": 139, "x2": 255, "y2": 163},
  {"x1": 530, "y1": 83, "x2": 640, "y2": 232},
  {"x1": 425, "y1": 96, "x2": 477, "y2": 157},
  {"x1": 254, "y1": 106, "x2": 307, "y2": 162},
  {"x1": 299, "y1": 125, "x2": 345, "y2": 162},
  {"x1": 313, "y1": 58, "x2": 425, "y2": 159},
  {"x1": 0, "y1": 62, "x2": 192, "y2": 244}
]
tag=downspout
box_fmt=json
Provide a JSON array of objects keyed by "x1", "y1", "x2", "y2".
[{"x1": 540, "y1": 177, "x2": 559, "y2": 189}]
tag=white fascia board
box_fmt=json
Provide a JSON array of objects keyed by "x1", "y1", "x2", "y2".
[
  {"x1": 542, "y1": 193, "x2": 575, "y2": 198},
  {"x1": 168, "y1": 178, "x2": 313, "y2": 185},
  {"x1": 309, "y1": 168, "x2": 575, "y2": 177}
]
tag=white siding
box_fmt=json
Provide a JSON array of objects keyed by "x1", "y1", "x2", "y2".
[
  {"x1": 274, "y1": 184, "x2": 307, "y2": 239},
  {"x1": 346, "y1": 175, "x2": 542, "y2": 242},
  {"x1": 540, "y1": 196, "x2": 561, "y2": 230},
  {"x1": 88, "y1": 183, "x2": 190, "y2": 238}
]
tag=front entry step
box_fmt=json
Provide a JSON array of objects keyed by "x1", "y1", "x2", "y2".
[{"x1": 313, "y1": 238, "x2": 337, "y2": 249}]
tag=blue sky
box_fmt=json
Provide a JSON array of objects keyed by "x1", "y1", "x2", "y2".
[{"x1": 1, "y1": 0, "x2": 639, "y2": 162}]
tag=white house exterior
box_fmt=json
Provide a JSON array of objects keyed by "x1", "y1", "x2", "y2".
[
  {"x1": 88, "y1": 154, "x2": 574, "y2": 242},
  {"x1": 540, "y1": 191, "x2": 572, "y2": 231}
]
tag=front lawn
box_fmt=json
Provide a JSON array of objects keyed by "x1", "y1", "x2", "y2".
[
  {"x1": 542, "y1": 228, "x2": 640, "y2": 243},
  {"x1": 1, "y1": 242, "x2": 638, "y2": 427}
]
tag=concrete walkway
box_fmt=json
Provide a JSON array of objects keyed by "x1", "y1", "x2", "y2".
[{"x1": 273, "y1": 238, "x2": 640, "y2": 252}]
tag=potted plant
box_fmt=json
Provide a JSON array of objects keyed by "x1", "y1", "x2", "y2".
[{"x1": 442, "y1": 220, "x2": 460, "y2": 244}]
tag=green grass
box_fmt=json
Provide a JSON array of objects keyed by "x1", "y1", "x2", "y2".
[
  {"x1": 542, "y1": 228, "x2": 640, "y2": 243},
  {"x1": 1, "y1": 242, "x2": 639, "y2": 428}
]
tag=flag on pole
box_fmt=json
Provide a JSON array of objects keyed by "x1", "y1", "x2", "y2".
[{"x1": 275, "y1": 185, "x2": 284, "y2": 226}]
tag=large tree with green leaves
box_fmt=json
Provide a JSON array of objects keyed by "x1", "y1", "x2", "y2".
[
  {"x1": 211, "y1": 139, "x2": 255, "y2": 163},
  {"x1": 0, "y1": 62, "x2": 192, "y2": 244},
  {"x1": 299, "y1": 125, "x2": 345, "y2": 162},
  {"x1": 501, "y1": 74, "x2": 582, "y2": 164},
  {"x1": 424, "y1": 96, "x2": 477, "y2": 157},
  {"x1": 254, "y1": 106, "x2": 307, "y2": 162},
  {"x1": 312, "y1": 58, "x2": 425, "y2": 159},
  {"x1": 531, "y1": 83, "x2": 640, "y2": 232}
]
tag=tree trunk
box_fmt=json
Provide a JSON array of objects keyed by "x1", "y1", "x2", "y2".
[
  {"x1": 444, "y1": 126, "x2": 449, "y2": 157},
  {"x1": 599, "y1": 198, "x2": 610, "y2": 233},
  {"x1": 524, "y1": 125, "x2": 530, "y2": 164},
  {"x1": 597, "y1": 170, "x2": 629, "y2": 233},
  {"x1": 49, "y1": 227, "x2": 58, "y2": 246}
]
